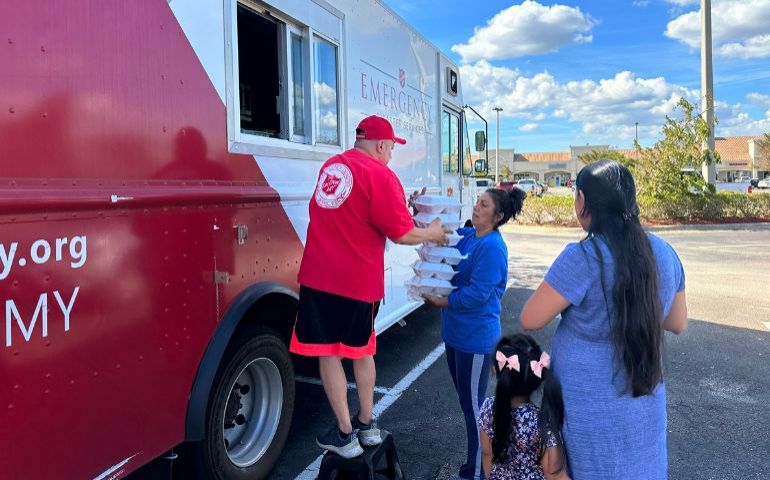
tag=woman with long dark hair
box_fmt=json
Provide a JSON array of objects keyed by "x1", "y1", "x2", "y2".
[{"x1": 519, "y1": 160, "x2": 688, "y2": 479}]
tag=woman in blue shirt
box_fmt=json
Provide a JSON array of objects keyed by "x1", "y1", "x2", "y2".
[
  {"x1": 424, "y1": 187, "x2": 526, "y2": 480},
  {"x1": 519, "y1": 160, "x2": 688, "y2": 479}
]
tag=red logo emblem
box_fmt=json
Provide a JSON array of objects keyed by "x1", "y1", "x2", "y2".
[
  {"x1": 315, "y1": 163, "x2": 354, "y2": 209},
  {"x1": 399, "y1": 68, "x2": 406, "y2": 88},
  {"x1": 322, "y1": 174, "x2": 342, "y2": 195}
]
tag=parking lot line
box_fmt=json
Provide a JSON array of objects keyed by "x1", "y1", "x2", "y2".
[
  {"x1": 296, "y1": 375, "x2": 394, "y2": 395},
  {"x1": 294, "y1": 342, "x2": 447, "y2": 479}
]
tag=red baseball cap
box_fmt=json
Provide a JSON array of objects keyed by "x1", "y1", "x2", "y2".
[{"x1": 355, "y1": 115, "x2": 406, "y2": 144}]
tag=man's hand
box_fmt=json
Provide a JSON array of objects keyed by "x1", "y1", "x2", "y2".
[
  {"x1": 422, "y1": 293, "x2": 449, "y2": 308},
  {"x1": 427, "y1": 218, "x2": 452, "y2": 246}
]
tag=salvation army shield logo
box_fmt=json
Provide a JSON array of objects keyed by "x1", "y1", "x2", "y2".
[
  {"x1": 399, "y1": 68, "x2": 406, "y2": 88},
  {"x1": 315, "y1": 163, "x2": 353, "y2": 209}
]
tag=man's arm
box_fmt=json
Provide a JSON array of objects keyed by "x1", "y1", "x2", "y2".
[{"x1": 392, "y1": 218, "x2": 451, "y2": 246}]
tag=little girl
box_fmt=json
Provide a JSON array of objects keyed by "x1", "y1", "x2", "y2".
[{"x1": 477, "y1": 334, "x2": 570, "y2": 480}]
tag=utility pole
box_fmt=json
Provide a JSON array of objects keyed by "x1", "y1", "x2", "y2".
[
  {"x1": 634, "y1": 122, "x2": 638, "y2": 144},
  {"x1": 493, "y1": 107, "x2": 502, "y2": 184},
  {"x1": 701, "y1": 0, "x2": 717, "y2": 184}
]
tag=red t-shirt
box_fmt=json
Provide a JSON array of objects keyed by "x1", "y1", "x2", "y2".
[{"x1": 298, "y1": 149, "x2": 415, "y2": 302}]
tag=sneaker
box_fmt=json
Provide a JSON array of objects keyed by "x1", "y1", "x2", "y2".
[
  {"x1": 351, "y1": 415, "x2": 382, "y2": 447},
  {"x1": 316, "y1": 426, "x2": 363, "y2": 458}
]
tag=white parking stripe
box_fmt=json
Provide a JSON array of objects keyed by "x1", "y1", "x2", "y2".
[
  {"x1": 294, "y1": 342, "x2": 446, "y2": 479},
  {"x1": 296, "y1": 375, "x2": 393, "y2": 395}
]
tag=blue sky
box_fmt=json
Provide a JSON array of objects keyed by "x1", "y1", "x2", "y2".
[{"x1": 385, "y1": 0, "x2": 770, "y2": 152}]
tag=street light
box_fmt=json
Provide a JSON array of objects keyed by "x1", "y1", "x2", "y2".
[{"x1": 493, "y1": 107, "x2": 503, "y2": 184}]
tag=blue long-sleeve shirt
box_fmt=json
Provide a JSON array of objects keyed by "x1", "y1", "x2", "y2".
[{"x1": 442, "y1": 227, "x2": 508, "y2": 354}]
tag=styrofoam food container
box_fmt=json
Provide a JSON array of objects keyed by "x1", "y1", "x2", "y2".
[
  {"x1": 407, "y1": 276, "x2": 457, "y2": 296},
  {"x1": 411, "y1": 260, "x2": 457, "y2": 280},
  {"x1": 417, "y1": 245, "x2": 467, "y2": 265},
  {"x1": 413, "y1": 212, "x2": 463, "y2": 230},
  {"x1": 427, "y1": 231, "x2": 463, "y2": 247},
  {"x1": 413, "y1": 195, "x2": 462, "y2": 214}
]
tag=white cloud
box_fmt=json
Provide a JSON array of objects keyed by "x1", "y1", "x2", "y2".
[
  {"x1": 320, "y1": 111, "x2": 338, "y2": 128},
  {"x1": 664, "y1": 0, "x2": 698, "y2": 5},
  {"x1": 747, "y1": 92, "x2": 770, "y2": 118},
  {"x1": 665, "y1": 0, "x2": 770, "y2": 58},
  {"x1": 719, "y1": 34, "x2": 770, "y2": 59},
  {"x1": 314, "y1": 82, "x2": 337, "y2": 105},
  {"x1": 451, "y1": 1, "x2": 596, "y2": 63},
  {"x1": 520, "y1": 123, "x2": 540, "y2": 132}
]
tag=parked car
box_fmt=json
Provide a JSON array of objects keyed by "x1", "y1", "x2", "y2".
[
  {"x1": 514, "y1": 178, "x2": 544, "y2": 197},
  {"x1": 495, "y1": 181, "x2": 517, "y2": 192},
  {"x1": 567, "y1": 178, "x2": 575, "y2": 188},
  {"x1": 758, "y1": 178, "x2": 770, "y2": 189}
]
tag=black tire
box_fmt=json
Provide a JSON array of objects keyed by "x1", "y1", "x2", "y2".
[{"x1": 184, "y1": 329, "x2": 295, "y2": 480}]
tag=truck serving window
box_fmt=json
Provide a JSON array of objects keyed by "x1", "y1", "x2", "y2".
[
  {"x1": 237, "y1": 6, "x2": 282, "y2": 138},
  {"x1": 232, "y1": 2, "x2": 342, "y2": 151}
]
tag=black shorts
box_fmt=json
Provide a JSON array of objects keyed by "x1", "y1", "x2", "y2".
[{"x1": 289, "y1": 286, "x2": 380, "y2": 359}]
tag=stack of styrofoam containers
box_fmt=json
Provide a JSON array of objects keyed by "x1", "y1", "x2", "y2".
[{"x1": 407, "y1": 195, "x2": 466, "y2": 301}]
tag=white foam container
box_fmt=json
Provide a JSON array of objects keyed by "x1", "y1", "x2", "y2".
[
  {"x1": 427, "y1": 231, "x2": 463, "y2": 247},
  {"x1": 411, "y1": 260, "x2": 458, "y2": 280},
  {"x1": 407, "y1": 276, "x2": 457, "y2": 296},
  {"x1": 413, "y1": 195, "x2": 462, "y2": 214},
  {"x1": 417, "y1": 245, "x2": 467, "y2": 265},
  {"x1": 413, "y1": 212, "x2": 463, "y2": 230}
]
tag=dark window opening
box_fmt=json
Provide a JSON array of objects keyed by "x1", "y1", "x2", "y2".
[{"x1": 237, "y1": 6, "x2": 282, "y2": 138}]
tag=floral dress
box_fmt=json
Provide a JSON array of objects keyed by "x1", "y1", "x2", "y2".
[{"x1": 477, "y1": 398, "x2": 557, "y2": 480}]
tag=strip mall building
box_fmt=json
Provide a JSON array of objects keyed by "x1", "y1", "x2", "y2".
[{"x1": 486, "y1": 135, "x2": 768, "y2": 186}]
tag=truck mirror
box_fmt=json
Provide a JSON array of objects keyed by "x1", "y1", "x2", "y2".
[
  {"x1": 474, "y1": 159, "x2": 487, "y2": 174},
  {"x1": 474, "y1": 131, "x2": 486, "y2": 152}
]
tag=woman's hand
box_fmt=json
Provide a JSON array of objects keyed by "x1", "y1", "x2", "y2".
[
  {"x1": 408, "y1": 186, "x2": 428, "y2": 216},
  {"x1": 422, "y1": 293, "x2": 449, "y2": 308}
]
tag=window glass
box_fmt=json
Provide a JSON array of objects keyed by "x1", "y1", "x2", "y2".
[
  {"x1": 449, "y1": 113, "x2": 459, "y2": 174},
  {"x1": 313, "y1": 37, "x2": 339, "y2": 145},
  {"x1": 442, "y1": 111, "x2": 451, "y2": 173},
  {"x1": 290, "y1": 33, "x2": 305, "y2": 138},
  {"x1": 462, "y1": 114, "x2": 473, "y2": 175}
]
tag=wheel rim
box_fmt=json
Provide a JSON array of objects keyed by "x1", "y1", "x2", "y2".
[{"x1": 221, "y1": 357, "x2": 283, "y2": 468}]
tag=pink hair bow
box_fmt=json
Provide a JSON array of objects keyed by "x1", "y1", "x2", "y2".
[
  {"x1": 530, "y1": 352, "x2": 551, "y2": 378},
  {"x1": 495, "y1": 351, "x2": 520, "y2": 372}
]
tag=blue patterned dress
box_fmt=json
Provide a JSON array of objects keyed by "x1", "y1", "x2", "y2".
[{"x1": 477, "y1": 398, "x2": 557, "y2": 480}]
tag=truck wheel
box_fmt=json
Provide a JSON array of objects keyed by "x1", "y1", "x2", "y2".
[{"x1": 188, "y1": 330, "x2": 295, "y2": 479}]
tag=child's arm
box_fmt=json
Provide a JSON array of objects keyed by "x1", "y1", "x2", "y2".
[
  {"x1": 542, "y1": 445, "x2": 571, "y2": 480},
  {"x1": 480, "y1": 429, "x2": 493, "y2": 478}
]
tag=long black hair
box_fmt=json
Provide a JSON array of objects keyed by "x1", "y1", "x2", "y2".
[
  {"x1": 491, "y1": 334, "x2": 565, "y2": 474},
  {"x1": 575, "y1": 160, "x2": 663, "y2": 397},
  {"x1": 486, "y1": 187, "x2": 526, "y2": 228}
]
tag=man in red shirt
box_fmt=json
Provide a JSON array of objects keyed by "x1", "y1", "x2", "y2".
[{"x1": 290, "y1": 115, "x2": 450, "y2": 458}]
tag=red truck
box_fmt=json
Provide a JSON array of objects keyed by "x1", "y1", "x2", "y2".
[{"x1": 1, "y1": 1, "x2": 477, "y2": 478}]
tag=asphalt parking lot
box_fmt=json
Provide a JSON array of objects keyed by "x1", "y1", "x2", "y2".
[
  {"x1": 86, "y1": 192, "x2": 770, "y2": 480},
  {"x1": 274, "y1": 223, "x2": 770, "y2": 479}
]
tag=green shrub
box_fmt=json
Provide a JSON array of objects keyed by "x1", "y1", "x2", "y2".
[{"x1": 515, "y1": 192, "x2": 770, "y2": 226}]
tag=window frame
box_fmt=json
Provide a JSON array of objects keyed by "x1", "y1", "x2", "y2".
[
  {"x1": 311, "y1": 31, "x2": 342, "y2": 147},
  {"x1": 442, "y1": 109, "x2": 460, "y2": 174},
  {"x1": 224, "y1": 0, "x2": 345, "y2": 159}
]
